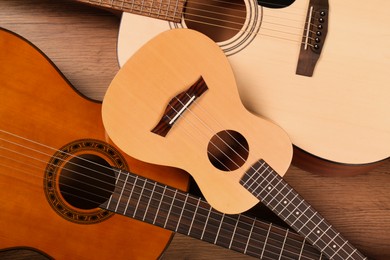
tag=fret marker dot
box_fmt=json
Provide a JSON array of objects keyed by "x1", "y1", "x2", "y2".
[
  {"x1": 268, "y1": 186, "x2": 272, "y2": 190},
  {"x1": 283, "y1": 200, "x2": 287, "y2": 204},
  {"x1": 295, "y1": 211, "x2": 300, "y2": 215},
  {"x1": 317, "y1": 230, "x2": 321, "y2": 234},
  {"x1": 333, "y1": 244, "x2": 337, "y2": 248}
]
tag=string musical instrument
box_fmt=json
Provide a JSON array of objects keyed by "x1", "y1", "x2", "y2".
[
  {"x1": 0, "y1": 27, "x2": 325, "y2": 260},
  {"x1": 76, "y1": 0, "x2": 390, "y2": 174},
  {"x1": 0, "y1": 27, "x2": 188, "y2": 259},
  {"x1": 102, "y1": 28, "x2": 367, "y2": 259}
]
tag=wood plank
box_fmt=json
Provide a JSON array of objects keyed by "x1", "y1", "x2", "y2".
[{"x1": 0, "y1": 0, "x2": 389, "y2": 259}]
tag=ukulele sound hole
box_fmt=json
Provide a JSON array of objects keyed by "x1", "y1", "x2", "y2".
[
  {"x1": 208, "y1": 130, "x2": 249, "y2": 171},
  {"x1": 59, "y1": 154, "x2": 116, "y2": 210},
  {"x1": 184, "y1": 0, "x2": 246, "y2": 42}
]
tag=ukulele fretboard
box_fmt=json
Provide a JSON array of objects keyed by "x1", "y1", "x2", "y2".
[
  {"x1": 101, "y1": 169, "x2": 324, "y2": 259},
  {"x1": 240, "y1": 159, "x2": 366, "y2": 260}
]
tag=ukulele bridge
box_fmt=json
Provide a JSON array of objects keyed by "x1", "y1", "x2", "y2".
[{"x1": 151, "y1": 76, "x2": 208, "y2": 137}]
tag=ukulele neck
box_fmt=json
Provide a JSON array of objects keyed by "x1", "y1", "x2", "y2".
[
  {"x1": 240, "y1": 159, "x2": 366, "y2": 260},
  {"x1": 75, "y1": 0, "x2": 185, "y2": 23},
  {"x1": 100, "y1": 169, "x2": 324, "y2": 259}
]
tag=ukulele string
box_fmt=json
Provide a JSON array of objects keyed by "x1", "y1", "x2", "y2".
[
  {"x1": 154, "y1": 90, "x2": 358, "y2": 258},
  {"x1": 104, "y1": 0, "x2": 319, "y2": 45},
  {"x1": 0, "y1": 139, "x2": 322, "y2": 260}
]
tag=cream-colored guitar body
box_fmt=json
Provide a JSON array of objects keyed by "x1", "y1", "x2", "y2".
[
  {"x1": 117, "y1": 0, "x2": 390, "y2": 166},
  {"x1": 103, "y1": 29, "x2": 293, "y2": 214}
]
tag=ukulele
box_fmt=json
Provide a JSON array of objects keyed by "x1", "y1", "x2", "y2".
[
  {"x1": 0, "y1": 27, "x2": 328, "y2": 260},
  {"x1": 102, "y1": 28, "x2": 367, "y2": 259},
  {"x1": 75, "y1": 0, "x2": 390, "y2": 174}
]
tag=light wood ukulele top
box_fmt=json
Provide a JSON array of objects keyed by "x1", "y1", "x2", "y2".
[{"x1": 102, "y1": 28, "x2": 293, "y2": 214}]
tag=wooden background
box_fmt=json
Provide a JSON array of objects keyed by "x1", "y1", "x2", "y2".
[{"x1": 0, "y1": 0, "x2": 389, "y2": 259}]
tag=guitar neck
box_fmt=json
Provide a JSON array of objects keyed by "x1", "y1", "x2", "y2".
[
  {"x1": 101, "y1": 169, "x2": 324, "y2": 259},
  {"x1": 240, "y1": 160, "x2": 366, "y2": 260},
  {"x1": 74, "y1": 0, "x2": 185, "y2": 23}
]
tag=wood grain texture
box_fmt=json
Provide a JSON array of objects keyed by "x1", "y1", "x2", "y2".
[
  {"x1": 0, "y1": 0, "x2": 389, "y2": 259},
  {"x1": 116, "y1": 0, "x2": 390, "y2": 166}
]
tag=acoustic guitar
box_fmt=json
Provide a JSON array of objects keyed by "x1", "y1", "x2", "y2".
[
  {"x1": 76, "y1": 0, "x2": 390, "y2": 174},
  {"x1": 0, "y1": 27, "x2": 189, "y2": 259},
  {"x1": 102, "y1": 28, "x2": 367, "y2": 259},
  {"x1": 0, "y1": 28, "x2": 326, "y2": 259}
]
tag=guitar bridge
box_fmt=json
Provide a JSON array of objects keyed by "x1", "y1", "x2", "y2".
[
  {"x1": 151, "y1": 76, "x2": 208, "y2": 137},
  {"x1": 296, "y1": 0, "x2": 329, "y2": 77}
]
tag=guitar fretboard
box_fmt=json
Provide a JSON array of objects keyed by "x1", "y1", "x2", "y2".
[
  {"x1": 75, "y1": 0, "x2": 185, "y2": 22},
  {"x1": 101, "y1": 169, "x2": 324, "y2": 259},
  {"x1": 240, "y1": 159, "x2": 366, "y2": 260}
]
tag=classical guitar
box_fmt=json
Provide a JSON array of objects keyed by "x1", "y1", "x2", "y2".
[
  {"x1": 102, "y1": 28, "x2": 367, "y2": 259},
  {"x1": 76, "y1": 0, "x2": 390, "y2": 174},
  {"x1": 0, "y1": 28, "x2": 326, "y2": 260},
  {"x1": 0, "y1": 27, "x2": 189, "y2": 259}
]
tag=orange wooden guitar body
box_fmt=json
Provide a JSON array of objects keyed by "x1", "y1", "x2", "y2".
[{"x1": 0, "y1": 28, "x2": 189, "y2": 259}]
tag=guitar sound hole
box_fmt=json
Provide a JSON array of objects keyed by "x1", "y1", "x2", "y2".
[
  {"x1": 59, "y1": 154, "x2": 116, "y2": 210},
  {"x1": 208, "y1": 130, "x2": 249, "y2": 171},
  {"x1": 184, "y1": 0, "x2": 246, "y2": 42}
]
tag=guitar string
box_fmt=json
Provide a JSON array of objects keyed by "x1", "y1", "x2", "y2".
[
  {"x1": 2, "y1": 88, "x2": 356, "y2": 260},
  {"x1": 1, "y1": 68, "x2": 350, "y2": 258},
  {"x1": 137, "y1": 76, "x2": 359, "y2": 259},
  {"x1": 100, "y1": 57, "x2": 355, "y2": 258},
  {"x1": 0, "y1": 150, "x2": 322, "y2": 260},
  {"x1": 130, "y1": 46, "x2": 359, "y2": 258},
  {"x1": 126, "y1": 3, "x2": 318, "y2": 44},
  {"x1": 0, "y1": 153, "x2": 323, "y2": 260},
  {"x1": 0, "y1": 108, "x2": 356, "y2": 260},
  {"x1": 92, "y1": 0, "x2": 320, "y2": 45},
  {"x1": 0, "y1": 133, "x2": 316, "y2": 258},
  {"x1": 89, "y1": 0, "x2": 318, "y2": 16}
]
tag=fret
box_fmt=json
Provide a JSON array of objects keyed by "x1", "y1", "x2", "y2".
[
  {"x1": 122, "y1": 175, "x2": 138, "y2": 215},
  {"x1": 100, "y1": 169, "x2": 324, "y2": 259},
  {"x1": 101, "y1": 169, "x2": 125, "y2": 210},
  {"x1": 132, "y1": 177, "x2": 147, "y2": 218},
  {"x1": 187, "y1": 197, "x2": 201, "y2": 236},
  {"x1": 212, "y1": 213, "x2": 239, "y2": 248},
  {"x1": 115, "y1": 170, "x2": 129, "y2": 212},
  {"x1": 164, "y1": 0, "x2": 170, "y2": 20},
  {"x1": 153, "y1": 185, "x2": 176, "y2": 228},
  {"x1": 261, "y1": 223, "x2": 272, "y2": 259},
  {"x1": 139, "y1": 181, "x2": 161, "y2": 223},
  {"x1": 200, "y1": 209, "x2": 224, "y2": 244},
  {"x1": 176, "y1": 195, "x2": 199, "y2": 237},
  {"x1": 152, "y1": 185, "x2": 166, "y2": 225},
  {"x1": 278, "y1": 229, "x2": 288, "y2": 260},
  {"x1": 228, "y1": 214, "x2": 240, "y2": 249},
  {"x1": 243, "y1": 216, "x2": 254, "y2": 254},
  {"x1": 77, "y1": 0, "x2": 185, "y2": 22},
  {"x1": 165, "y1": 191, "x2": 189, "y2": 233},
  {"x1": 297, "y1": 211, "x2": 318, "y2": 234},
  {"x1": 142, "y1": 182, "x2": 156, "y2": 221},
  {"x1": 240, "y1": 159, "x2": 366, "y2": 260},
  {"x1": 261, "y1": 224, "x2": 298, "y2": 260},
  {"x1": 200, "y1": 205, "x2": 212, "y2": 240},
  {"x1": 298, "y1": 239, "x2": 306, "y2": 260},
  {"x1": 163, "y1": 188, "x2": 177, "y2": 228},
  {"x1": 214, "y1": 213, "x2": 225, "y2": 244},
  {"x1": 174, "y1": 193, "x2": 188, "y2": 232}
]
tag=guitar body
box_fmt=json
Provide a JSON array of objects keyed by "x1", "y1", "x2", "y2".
[
  {"x1": 116, "y1": 0, "x2": 390, "y2": 171},
  {"x1": 103, "y1": 29, "x2": 293, "y2": 214},
  {"x1": 0, "y1": 28, "x2": 189, "y2": 259}
]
